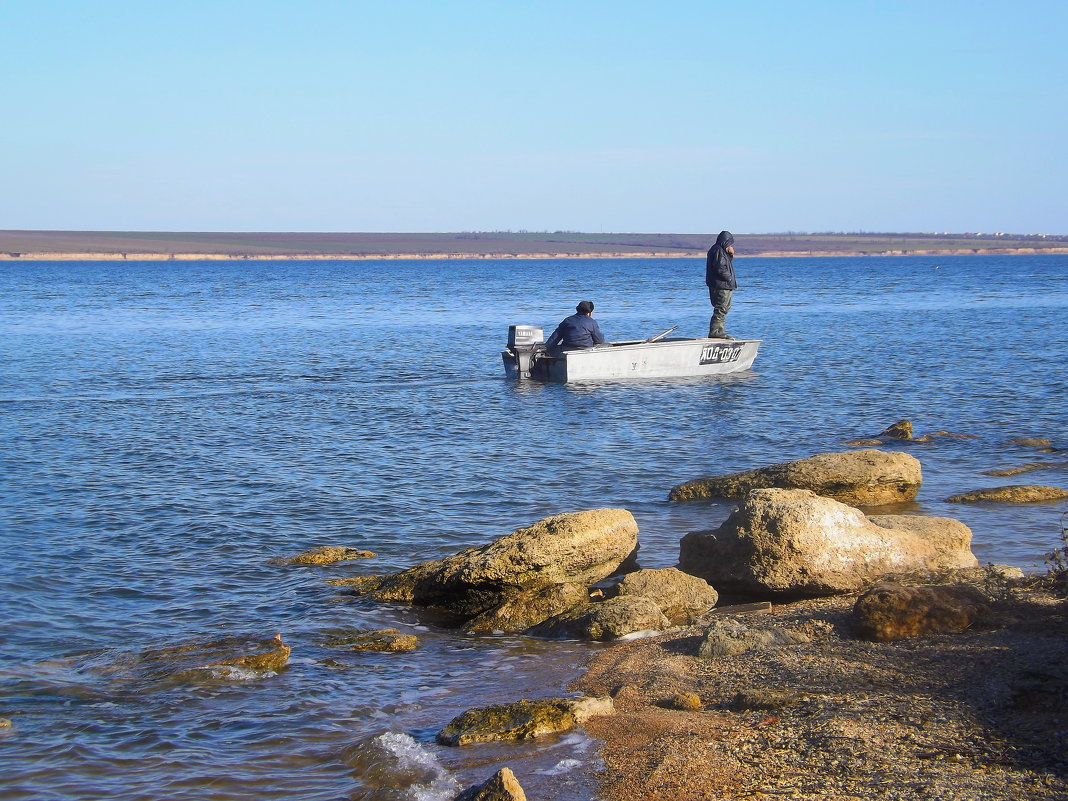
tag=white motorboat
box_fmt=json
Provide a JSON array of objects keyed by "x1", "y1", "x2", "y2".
[{"x1": 501, "y1": 324, "x2": 760, "y2": 382}]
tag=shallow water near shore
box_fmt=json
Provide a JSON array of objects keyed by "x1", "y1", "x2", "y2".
[{"x1": 1, "y1": 254, "x2": 1067, "y2": 800}]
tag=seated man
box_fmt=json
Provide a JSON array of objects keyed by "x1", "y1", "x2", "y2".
[{"x1": 545, "y1": 300, "x2": 607, "y2": 355}]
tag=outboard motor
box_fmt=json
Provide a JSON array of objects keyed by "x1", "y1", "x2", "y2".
[{"x1": 502, "y1": 325, "x2": 545, "y2": 379}]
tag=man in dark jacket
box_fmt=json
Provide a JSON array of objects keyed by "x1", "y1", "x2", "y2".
[
  {"x1": 545, "y1": 300, "x2": 607, "y2": 355},
  {"x1": 705, "y1": 230, "x2": 737, "y2": 339}
]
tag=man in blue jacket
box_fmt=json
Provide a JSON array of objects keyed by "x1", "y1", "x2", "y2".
[
  {"x1": 545, "y1": 300, "x2": 607, "y2": 355},
  {"x1": 705, "y1": 230, "x2": 737, "y2": 339}
]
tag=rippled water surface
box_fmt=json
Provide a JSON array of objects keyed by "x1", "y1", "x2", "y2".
[{"x1": 2, "y1": 255, "x2": 1067, "y2": 799}]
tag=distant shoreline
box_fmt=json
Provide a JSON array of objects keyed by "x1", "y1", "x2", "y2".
[
  {"x1": 2, "y1": 247, "x2": 1067, "y2": 261},
  {"x1": 3, "y1": 229, "x2": 1067, "y2": 261}
]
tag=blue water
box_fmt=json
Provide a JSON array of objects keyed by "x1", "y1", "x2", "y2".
[{"x1": 1, "y1": 254, "x2": 1066, "y2": 800}]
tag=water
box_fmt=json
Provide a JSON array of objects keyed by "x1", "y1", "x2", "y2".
[{"x1": 1, "y1": 254, "x2": 1066, "y2": 800}]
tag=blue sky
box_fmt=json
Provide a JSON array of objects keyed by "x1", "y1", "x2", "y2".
[{"x1": 2, "y1": 1, "x2": 1065, "y2": 233}]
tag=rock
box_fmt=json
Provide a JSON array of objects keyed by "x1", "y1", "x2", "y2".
[
  {"x1": 879, "y1": 420, "x2": 914, "y2": 440},
  {"x1": 679, "y1": 489, "x2": 978, "y2": 599},
  {"x1": 946, "y1": 485, "x2": 1068, "y2": 504},
  {"x1": 463, "y1": 582, "x2": 589, "y2": 633},
  {"x1": 669, "y1": 449, "x2": 922, "y2": 506},
  {"x1": 528, "y1": 596, "x2": 670, "y2": 641},
  {"x1": 612, "y1": 568, "x2": 718, "y2": 625},
  {"x1": 437, "y1": 696, "x2": 614, "y2": 746},
  {"x1": 852, "y1": 582, "x2": 990, "y2": 642},
  {"x1": 454, "y1": 767, "x2": 528, "y2": 801},
  {"x1": 280, "y1": 546, "x2": 375, "y2": 565},
  {"x1": 1010, "y1": 437, "x2": 1053, "y2": 448},
  {"x1": 983, "y1": 462, "x2": 1048, "y2": 477},
  {"x1": 338, "y1": 509, "x2": 639, "y2": 619},
  {"x1": 322, "y1": 628, "x2": 418, "y2": 652},
  {"x1": 912, "y1": 430, "x2": 979, "y2": 442},
  {"x1": 731, "y1": 688, "x2": 804, "y2": 711},
  {"x1": 661, "y1": 692, "x2": 703, "y2": 710},
  {"x1": 697, "y1": 618, "x2": 810, "y2": 658},
  {"x1": 140, "y1": 633, "x2": 290, "y2": 681}
]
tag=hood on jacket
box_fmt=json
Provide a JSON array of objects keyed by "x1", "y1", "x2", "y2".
[{"x1": 715, "y1": 230, "x2": 734, "y2": 249}]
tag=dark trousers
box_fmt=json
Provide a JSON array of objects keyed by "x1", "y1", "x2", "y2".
[{"x1": 708, "y1": 287, "x2": 733, "y2": 337}]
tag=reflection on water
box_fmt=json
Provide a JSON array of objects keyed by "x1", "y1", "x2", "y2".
[{"x1": 1, "y1": 255, "x2": 1066, "y2": 799}]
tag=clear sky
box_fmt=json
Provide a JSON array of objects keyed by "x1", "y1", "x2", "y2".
[{"x1": 2, "y1": 1, "x2": 1065, "y2": 234}]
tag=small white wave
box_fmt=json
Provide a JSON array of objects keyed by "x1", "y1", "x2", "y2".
[
  {"x1": 536, "y1": 757, "x2": 583, "y2": 775},
  {"x1": 372, "y1": 732, "x2": 460, "y2": 801},
  {"x1": 203, "y1": 665, "x2": 277, "y2": 681}
]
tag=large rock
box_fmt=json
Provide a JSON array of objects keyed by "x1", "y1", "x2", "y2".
[
  {"x1": 669, "y1": 449, "x2": 922, "y2": 506},
  {"x1": 529, "y1": 596, "x2": 670, "y2": 641},
  {"x1": 454, "y1": 768, "x2": 527, "y2": 801},
  {"x1": 852, "y1": 582, "x2": 990, "y2": 642},
  {"x1": 613, "y1": 568, "x2": 718, "y2": 625},
  {"x1": 341, "y1": 509, "x2": 639, "y2": 619},
  {"x1": 463, "y1": 583, "x2": 590, "y2": 633},
  {"x1": 437, "y1": 696, "x2": 614, "y2": 746},
  {"x1": 679, "y1": 489, "x2": 978, "y2": 599}
]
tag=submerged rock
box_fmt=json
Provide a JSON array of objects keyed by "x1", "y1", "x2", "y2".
[
  {"x1": 612, "y1": 568, "x2": 718, "y2": 625},
  {"x1": 679, "y1": 488, "x2": 978, "y2": 599},
  {"x1": 280, "y1": 546, "x2": 375, "y2": 565},
  {"x1": 1009, "y1": 437, "x2": 1053, "y2": 448},
  {"x1": 322, "y1": 628, "x2": 418, "y2": 652},
  {"x1": 140, "y1": 633, "x2": 290, "y2": 681},
  {"x1": 983, "y1": 462, "x2": 1049, "y2": 477},
  {"x1": 337, "y1": 509, "x2": 639, "y2": 619},
  {"x1": 946, "y1": 485, "x2": 1068, "y2": 504},
  {"x1": 529, "y1": 595, "x2": 670, "y2": 641},
  {"x1": 853, "y1": 582, "x2": 990, "y2": 642},
  {"x1": 669, "y1": 449, "x2": 922, "y2": 506},
  {"x1": 437, "y1": 696, "x2": 614, "y2": 746},
  {"x1": 454, "y1": 767, "x2": 528, "y2": 801}
]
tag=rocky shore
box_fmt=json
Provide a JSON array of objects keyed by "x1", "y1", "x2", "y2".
[
  {"x1": 570, "y1": 583, "x2": 1068, "y2": 801},
  {"x1": 312, "y1": 432, "x2": 1065, "y2": 800}
]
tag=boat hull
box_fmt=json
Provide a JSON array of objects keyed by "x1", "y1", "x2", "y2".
[{"x1": 507, "y1": 337, "x2": 761, "y2": 382}]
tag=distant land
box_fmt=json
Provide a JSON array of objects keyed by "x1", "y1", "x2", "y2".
[{"x1": 2, "y1": 230, "x2": 1067, "y2": 260}]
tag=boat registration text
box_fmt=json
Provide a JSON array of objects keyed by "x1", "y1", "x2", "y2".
[{"x1": 699, "y1": 342, "x2": 745, "y2": 364}]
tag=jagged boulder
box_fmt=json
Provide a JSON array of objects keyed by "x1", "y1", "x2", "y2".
[
  {"x1": 437, "y1": 696, "x2": 614, "y2": 746},
  {"x1": 338, "y1": 509, "x2": 639, "y2": 619},
  {"x1": 454, "y1": 767, "x2": 527, "y2": 801},
  {"x1": 669, "y1": 449, "x2": 922, "y2": 506},
  {"x1": 946, "y1": 485, "x2": 1068, "y2": 504},
  {"x1": 529, "y1": 596, "x2": 670, "y2": 641},
  {"x1": 463, "y1": 582, "x2": 590, "y2": 633},
  {"x1": 679, "y1": 489, "x2": 978, "y2": 599},
  {"x1": 853, "y1": 582, "x2": 990, "y2": 642},
  {"x1": 612, "y1": 568, "x2": 718, "y2": 625}
]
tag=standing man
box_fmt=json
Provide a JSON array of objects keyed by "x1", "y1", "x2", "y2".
[
  {"x1": 545, "y1": 300, "x2": 607, "y2": 355},
  {"x1": 705, "y1": 230, "x2": 737, "y2": 339}
]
